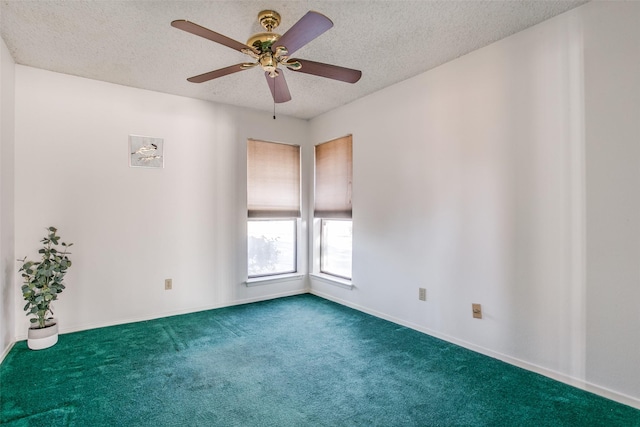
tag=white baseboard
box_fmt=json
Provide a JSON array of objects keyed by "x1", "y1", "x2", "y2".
[
  {"x1": 9, "y1": 288, "x2": 639, "y2": 411},
  {"x1": 15, "y1": 288, "x2": 310, "y2": 341},
  {"x1": 310, "y1": 289, "x2": 640, "y2": 410},
  {"x1": 0, "y1": 340, "x2": 16, "y2": 364}
]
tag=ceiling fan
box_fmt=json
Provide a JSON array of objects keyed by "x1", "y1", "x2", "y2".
[{"x1": 171, "y1": 10, "x2": 362, "y2": 104}]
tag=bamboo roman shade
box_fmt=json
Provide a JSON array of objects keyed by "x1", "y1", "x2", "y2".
[
  {"x1": 314, "y1": 135, "x2": 353, "y2": 218},
  {"x1": 247, "y1": 139, "x2": 301, "y2": 218}
]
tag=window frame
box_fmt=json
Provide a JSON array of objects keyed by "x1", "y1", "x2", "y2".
[
  {"x1": 311, "y1": 135, "x2": 354, "y2": 288},
  {"x1": 246, "y1": 139, "x2": 302, "y2": 283},
  {"x1": 247, "y1": 217, "x2": 300, "y2": 280},
  {"x1": 310, "y1": 219, "x2": 353, "y2": 289},
  {"x1": 319, "y1": 218, "x2": 352, "y2": 280}
]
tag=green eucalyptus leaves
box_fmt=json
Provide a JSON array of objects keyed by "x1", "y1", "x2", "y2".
[{"x1": 18, "y1": 227, "x2": 73, "y2": 329}]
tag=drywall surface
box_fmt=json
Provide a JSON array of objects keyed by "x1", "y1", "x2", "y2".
[
  {"x1": 583, "y1": 1, "x2": 640, "y2": 401},
  {"x1": 310, "y1": 2, "x2": 638, "y2": 404},
  {"x1": 13, "y1": 66, "x2": 310, "y2": 337},
  {"x1": 0, "y1": 36, "x2": 16, "y2": 361}
]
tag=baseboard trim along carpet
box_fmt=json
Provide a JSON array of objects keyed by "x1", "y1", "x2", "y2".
[
  {"x1": 310, "y1": 289, "x2": 640, "y2": 411},
  {"x1": 2, "y1": 294, "x2": 639, "y2": 426},
  {"x1": 13, "y1": 288, "x2": 310, "y2": 342}
]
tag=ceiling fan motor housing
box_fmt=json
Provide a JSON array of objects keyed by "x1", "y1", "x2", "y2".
[
  {"x1": 247, "y1": 10, "x2": 282, "y2": 53},
  {"x1": 246, "y1": 32, "x2": 281, "y2": 53}
]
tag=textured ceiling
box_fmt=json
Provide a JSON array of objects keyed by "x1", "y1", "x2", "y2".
[{"x1": 0, "y1": 0, "x2": 588, "y2": 119}]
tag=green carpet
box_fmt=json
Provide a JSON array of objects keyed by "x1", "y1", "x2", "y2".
[{"x1": 1, "y1": 294, "x2": 639, "y2": 426}]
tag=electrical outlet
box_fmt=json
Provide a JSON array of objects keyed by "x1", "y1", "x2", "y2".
[
  {"x1": 165, "y1": 278, "x2": 172, "y2": 290},
  {"x1": 418, "y1": 288, "x2": 426, "y2": 301},
  {"x1": 472, "y1": 303, "x2": 482, "y2": 319}
]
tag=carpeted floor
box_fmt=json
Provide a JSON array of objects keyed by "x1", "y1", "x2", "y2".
[{"x1": 1, "y1": 294, "x2": 639, "y2": 426}]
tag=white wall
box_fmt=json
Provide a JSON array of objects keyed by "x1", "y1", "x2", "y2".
[
  {"x1": 310, "y1": 2, "x2": 639, "y2": 406},
  {"x1": 14, "y1": 66, "x2": 311, "y2": 337},
  {"x1": 0, "y1": 37, "x2": 16, "y2": 361},
  {"x1": 583, "y1": 1, "x2": 640, "y2": 403}
]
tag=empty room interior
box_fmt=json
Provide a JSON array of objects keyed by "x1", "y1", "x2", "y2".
[{"x1": 1, "y1": 0, "x2": 639, "y2": 425}]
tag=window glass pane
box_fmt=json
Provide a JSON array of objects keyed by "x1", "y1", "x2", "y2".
[
  {"x1": 320, "y1": 220, "x2": 352, "y2": 279},
  {"x1": 248, "y1": 220, "x2": 296, "y2": 277}
]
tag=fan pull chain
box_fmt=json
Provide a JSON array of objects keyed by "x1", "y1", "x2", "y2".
[{"x1": 273, "y1": 77, "x2": 276, "y2": 120}]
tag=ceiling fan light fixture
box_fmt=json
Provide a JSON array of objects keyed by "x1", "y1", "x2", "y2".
[{"x1": 259, "y1": 53, "x2": 278, "y2": 74}]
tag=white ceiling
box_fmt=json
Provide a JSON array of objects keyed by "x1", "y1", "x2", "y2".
[{"x1": 1, "y1": 0, "x2": 588, "y2": 120}]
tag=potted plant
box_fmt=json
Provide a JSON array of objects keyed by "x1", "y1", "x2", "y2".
[{"x1": 18, "y1": 226, "x2": 73, "y2": 350}]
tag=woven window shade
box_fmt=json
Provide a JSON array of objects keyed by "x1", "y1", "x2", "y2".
[
  {"x1": 247, "y1": 139, "x2": 301, "y2": 218},
  {"x1": 314, "y1": 135, "x2": 352, "y2": 218}
]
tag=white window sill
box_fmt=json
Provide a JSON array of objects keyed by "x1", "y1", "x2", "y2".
[
  {"x1": 245, "y1": 273, "x2": 305, "y2": 287},
  {"x1": 309, "y1": 273, "x2": 354, "y2": 290}
]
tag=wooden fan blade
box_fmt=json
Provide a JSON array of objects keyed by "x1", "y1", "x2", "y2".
[
  {"x1": 265, "y1": 72, "x2": 292, "y2": 103},
  {"x1": 187, "y1": 64, "x2": 248, "y2": 83},
  {"x1": 171, "y1": 20, "x2": 250, "y2": 53},
  {"x1": 291, "y1": 59, "x2": 362, "y2": 83},
  {"x1": 272, "y1": 11, "x2": 333, "y2": 56}
]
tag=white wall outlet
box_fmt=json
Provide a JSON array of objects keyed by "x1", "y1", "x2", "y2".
[
  {"x1": 165, "y1": 278, "x2": 172, "y2": 290},
  {"x1": 419, "y1": 288, "x2": 427, "y2": 301}
]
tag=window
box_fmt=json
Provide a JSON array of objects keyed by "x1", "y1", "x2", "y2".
[
  {"x1": 248, "y1": 219, "x2": 296, "y2": 277},
  {"x1": 314, "y1": 135, "x2": 353, "y2": 280},
  {"x1": 247, "y1": 139, "x2": 300, "y2": 279},
  {"x1": 320, "y1": 219, "x2": 352, "y2": 279}
]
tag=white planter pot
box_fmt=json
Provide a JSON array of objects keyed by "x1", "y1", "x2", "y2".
[{"x1": 27, "y1": 320, "x2": 59, "y2": 350}]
